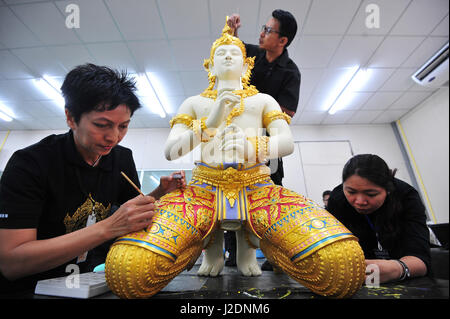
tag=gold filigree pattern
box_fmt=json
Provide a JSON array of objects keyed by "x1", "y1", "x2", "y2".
[{"x1": 63, "y1": 194, "x2": 110, "y2": 233}]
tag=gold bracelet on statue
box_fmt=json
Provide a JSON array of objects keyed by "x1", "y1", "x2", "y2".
[
  {"x1": 258, "y1": 136, "x2": 270, "y2": 162},
  {"x1": 169, "y1": 113, "x2": 194, "y2": 128},
  {"x1": 263, "y1": 110, "x2": 291, "y2": 128},
  {"x1": 246, "y1": 136, "x2": 269, "y2": 162}
]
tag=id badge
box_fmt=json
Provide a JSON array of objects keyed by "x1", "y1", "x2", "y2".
[
  {"x1": 373, "y1": 248, "x2": 390, "y2": 259},
  {"x1": 76, "y1": 212, "x2": 97, "y2": 263}
]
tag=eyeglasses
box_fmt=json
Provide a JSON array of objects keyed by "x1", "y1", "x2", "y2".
[{"x1": 261, "y1": 25, "x2": 280, "y2": 35}]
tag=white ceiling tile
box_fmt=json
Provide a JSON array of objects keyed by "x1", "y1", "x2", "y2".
[
  {"x1": 164, "y1": 95, "x2": 186, "y2": 115},
  {"x1": 329, "y1": 35, "x2": 384, "y2": 68},
  {"x1": 4, "y1": 0, "x2": 46, "y2": 3},
  {"x1": 297, "y1": 68, "x2": 325, "y2": 109},
  {"x1": 0, "y1": 120, "x2": 28, "y2": 131},
  {"x1": 372, "y1": 109, "x2": 408, "y2": 123},
  {"x1": 347, "y1": 0, "x2": 411, "y2": 35},
  {"x1": 301, "y1": 0, "x2": 360, "y2": 35},
  {"x1": 379, "y1": 68, "x2": 416, "y2": 91},
  {"x1": 408, "y1": 83, "x2": 440, "y2": 92},
  {"x1": 431, "y1": 14, "x2": 449, "y2": 36},
  {"x1": 347, "y1": 110, "x2": 383, "y2": 123},
  {"x1": 105, "y1": 0, "x2": 165, "y2": 41},
  {"x1": 390, "y1": 0, "x2": 449, "y2": 36},
  {"x1": 362, "y1": 91, "x2": 403, "y2": 110},
  {"x1": 86, "y1": 42, "x2": 137, "y2": 73},
  {"x1": 170, "y1": 38, "x2": 212, "y2": 71},
  {"x1": 304, "y1": 91, "x2": 326, "y2": 111},
  {"x1": 11, "y1": 2, "x2": 80, "y2": 46},
  {"x1": 179, "y1": 71, "x2": 209, "y2": 96},
  {"x1": 0, "y1": 50, "x2": 32, "y2": 79},
  {"x1": 402, "y1": 37, "x2": 449, "y2": 68},
  {"x1": 0, "y1": 79, "x2": 57, "y2": 100},
  {"x1": 295, "y1": 36, "x2": 341, "y2": 68},
  {"x1": 295, "y1": 111, "x2": 327, "y2": 125},
  {"x1": 341, "y1": 92, "x2": 373, "y2": 110},
  {"x1": 145, "y1": 71, "x2": 184, "y2": 97},
  {"x1": 260, "y1": 0, "x2": 311, "y2": 35},
  {"x1": 158, "y1": 0, "x2": 210, "y2": 39},
  {"x1": 209, "y1": 0, "x2": 260, "y2": 38},
  {"x1": 361, "y1": 68, "x2": 396, "y2": 91},
  {"x1": 368, "y1": 36, "x2": 425, "y2": 67},
  {"x1": 11, "y1": 47, "x2": 67, "y2": 77},
  {"x1": 0, "y1": 6, "x2": 41, "y2": 48},
  {"x1": 47, "y1": 45, "x2": 96, "y2": 71},
  {"x1": 322, "y1": 110, "x2": 355, "y2": 124},
  {"x1": 389, "y1": 91, "x2": 434, "y2": 109},
  {"x1": 128, "y1": 40, "x2": 175, "y2": 72},
  {"x1": 55, "y1": 0, "x2": 122, "y2": 43}
]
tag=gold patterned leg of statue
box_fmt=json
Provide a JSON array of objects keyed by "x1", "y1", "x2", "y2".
[
  {"x1": 105, "y1": 237, "x2": 202, "y2": 299},
  {"x1": 260, "y1": 238, "x2": 365, "y2": 298},
  {"x1": 247, "y1": 185, "x2": 366, "y2": 298},
  {"x1": 105, "y1": 187, "x2": 215, "y2": 299}
]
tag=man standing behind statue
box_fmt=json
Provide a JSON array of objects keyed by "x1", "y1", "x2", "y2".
[{"x1": 227, "y1": 10, "x2": 301, "y2": 270}]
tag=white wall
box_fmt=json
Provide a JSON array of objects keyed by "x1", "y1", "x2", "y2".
[
  {"x1": 396, "y1": 87, "x2": 449, "y2": 224},
  {"x1": 0, "y1": 123, "x2": 409, "y2": 209},
  {"x1": 283, "y1": 124, "x2": 411, "y2": 205}
]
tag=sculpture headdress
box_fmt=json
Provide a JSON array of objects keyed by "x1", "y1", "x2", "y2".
[{"x1": 201, "y1": 17, "x2": 256, "y2": 97}]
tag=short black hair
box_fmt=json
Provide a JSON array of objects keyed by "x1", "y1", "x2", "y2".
[
  {"x1": 272, "y1": 9, "x2": 298, "y2": 47},
  {"x1": 61, "y1": 63, "x2": 141, "y2": 123},
  {"x1": 322, "y1": 190, "x2": 331, "y2": 197}
]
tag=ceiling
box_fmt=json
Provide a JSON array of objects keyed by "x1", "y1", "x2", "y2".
[{"x1": 0, "y1": 0, "x2": 448, "y2": 131}]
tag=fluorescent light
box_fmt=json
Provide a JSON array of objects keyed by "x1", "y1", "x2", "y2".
[
  {"x1": 135, "y1": 73, "x2": 166, "y2": 118},
  {"x1": 146, "y1": 72, "x2": 171, "y2": 114},
  {"x1": 324, "y1": 66, "x2": 358, "y2": 114},
  {"x1": 327, "y1": 67, "x2": 372, "y2": 115},
  {"x1": 33, "y1": 77, "x2": 65, "y2": 109},
  {"x1": 0, "y1": 111, "x2": 12, "y2": 122},
  {"x1": 0, "y1": 101, "x2": 15, "y2": 119}
]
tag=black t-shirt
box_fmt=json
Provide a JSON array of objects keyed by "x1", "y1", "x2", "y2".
[
  {"x1": 0, "y1": 130, "x2": 140, "y2": 292},
  {"x1": 327, "y1": 178, "x2": 431, "y2": 272},
  {"x1": 245, "y1": 44, "x2": 301, "y2": 112},
  {"x1": 244, "y1": 44, "x2": 301, "y2": 185}
]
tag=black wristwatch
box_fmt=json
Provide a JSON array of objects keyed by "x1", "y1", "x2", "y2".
[{"x1": 397, "y1": 259, "x2": 410, "y2": 281}]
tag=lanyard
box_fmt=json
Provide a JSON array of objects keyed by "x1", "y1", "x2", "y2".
[
  {"x1": 74, "y1": 166, "x2": 103, "y2": 214},
  {"x1": 365, "y1": 215, "x2": 384, "y2": 251}
]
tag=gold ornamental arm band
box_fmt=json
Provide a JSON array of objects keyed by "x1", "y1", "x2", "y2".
[{"x1": 263, "y1": 110, "x2": 292, "y2": 128}]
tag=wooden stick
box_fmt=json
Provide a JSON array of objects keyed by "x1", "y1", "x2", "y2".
[{"x1": 120, "y1": 171, "x2": 144, "y2": 196}]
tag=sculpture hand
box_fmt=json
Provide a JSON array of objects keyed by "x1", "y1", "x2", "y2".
[
  {"x1": 205, "y1": 89, "x2": 240, "y2": 129},
  {"x1": 217, "y1": 124, "x2": 255, "y2": 163}
]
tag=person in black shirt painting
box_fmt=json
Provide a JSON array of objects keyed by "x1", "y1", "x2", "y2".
[
  {"x1": 226, "y1": 10, "x2": 301, "y2": 270},
  {"x1": 0, "y1": 63, "x2": 185, "y2": 294},
  {"x1": 327, "y1": 154, "x2": 430, "y2": 283}
]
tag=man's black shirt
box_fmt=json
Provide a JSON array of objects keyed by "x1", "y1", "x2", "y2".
[
  {"x1": 245, "y1": 44, "x2": 301, "y2": 112},
  {"x1": 245, "y1": 44, "x2": 301, "y2": 184}
]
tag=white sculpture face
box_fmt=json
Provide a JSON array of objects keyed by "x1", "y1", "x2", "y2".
[{"x1": 211, "y1": 44, "x2": 244, "y2": 79}]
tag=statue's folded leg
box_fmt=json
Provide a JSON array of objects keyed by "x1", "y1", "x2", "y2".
[
  {"x1": 260, "y1": 237, "x2": 365, "y2": 298},
  {"x1": 105, "y1": 188, "x2": 214, "y2": 299},
  {"x1": 105, "y1": 233, "x2": 202, "y2": 299},
  {"x1": 247, "y1": 185, "x2": 365, "y2": 298}
]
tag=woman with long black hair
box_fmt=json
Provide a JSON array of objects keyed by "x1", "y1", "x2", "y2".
[{"x1": 327, "y1": 154, "x2": 431, "y2": 283}]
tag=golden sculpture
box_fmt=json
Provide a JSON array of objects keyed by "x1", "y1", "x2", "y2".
[{"x1": 105, "y1": 18, "x2": 365, "y2": 299}]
